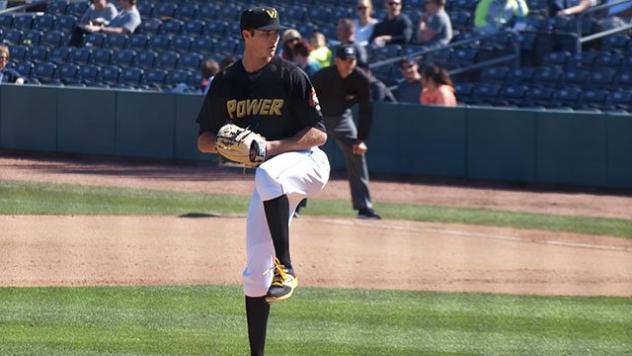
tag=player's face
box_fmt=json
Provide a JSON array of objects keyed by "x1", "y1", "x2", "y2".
[
  {"x1": 245, "y1": 29, "x2": 280, "y2": 60},
  {"x1": 334, "y1": 57, "x2": 357, "y2": 78}
]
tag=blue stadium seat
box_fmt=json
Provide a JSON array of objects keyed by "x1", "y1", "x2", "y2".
[
  {"x1": 543, "y1": 50, "x2": 571, "y2": 67},
  {"x1": 285, "y1": 6, "x2": 306, "y2": 22},
  {"x1": 91, "y1": 48, "x2": 113, "y2": 66},
  {"x1": 144, "y1": 69, "x2": 167, "y2": 86},
  {"x1": 105, "y1": 34, "x2": 129, "y2": 50},
  {"x1": 178, "y1": 52, "x2": 203, "y2": 71},
  {"x1": 506, "y1": 67, "x2": 535, "y2": 84},
  {"x1": 176, "y1": 2, "x2": 199, "y2": 20},
  {"x1": 594, "y1": 52, "x2": 623, "y2": 69},
  {"x1": 162, "y1": 19, "x2": 184, "y2": 35},
  {"x1": 49, "y1": 46, "x2": 71, "y2": 64},
  {"x1": 3, "y1": 29, "x2": 23, "y2": 45},
  {"x1": 156, "y1": 50, "x2": 180, "y2": 69},
  {"x1": 137, "y1": 2, "x2": 154, "y2": 18},
  {"x1": 128, "y1": 34, "x2": 150, "y2": 51},
  {"x1": 57, "y1": 63, "x2": 80, "y2": 84},
  {"x1": 29, "y1": 45, "x2": 49, "y2": 63},
  {"x1": 205, "y1": 21, "x2": 227, "y2": 37},
  {"x1": 472, "y1": 83, "x2": 502, "y2": 104},
  {"x1": 562, "y1": 68, "x2": 589, "y2": 87},
  {"x1": 184, "y1": 20, "x2": 205, "y2": 36},
  {"x1": 33, "y1": 62, "x2": 57, "y2": 82},
  {"x1": 155, "y1": 3, "x2": 178, "y2": 18},
  {"x1": 217, "y1": 6, "x2": 242, "y2": 21},
  {"x1": 603, "y1": 34, "x2": 629, "y2": 53},
  {"x1": 579, "y1": 89, "x2": 608, "y2": 108},
  {"x1": 67, "y1": 1, "x2": 88, "y2": 16},
  {"x1": 450, "y1": 11, "x2": 472, "y2": 31},
  {"x1": 501, "y1": 84, "x2": 529, "y2": 105},
  {"x1": 149, "y1": 34, "x2": 172, "y2": 51},
  {"x1": 33, "y1": 14, "x2": 56, "y2": 31},
  {"x1": 139, "y1": 18, "x2": 162, "y2": 35},
  {"x1": 46, "y1": 1, "x2": 69, "y2": 16},
  {"x1": 42, "y1": 31, "x2": 66, "y2": 48},
  {"x1": 613, "y1": 70, "x2": 632, "y2": 89},
  {"x1": 113, "y1": 49, "x2": 136, "y2": 68},
  {"x1": 167, "y1": 70, "x2": 190, "y2": 86},
  {"x1": 99, "y1": 65, "x2": 122, "y2": 85},
  {"x1": 136, "y1": 50, "x2": 157, "y2": 69},
  {"x1": 14, "y1": 15, "x2": 35, "y2": 30},
  {"x1": 566, "y1": 51, "x2": 595, "y2": 70},
  {"x1": 453, "y1": 82, "x2": 474, "y2": 102},
  {"x1": 84, "y1": 32, "x2": 107, "y2": 47},
  {"x1": 0, "y1": 14, "x2": 14, "y2": 29},
  {"x1": 79, "y1": 64, "x2": 100, "y2": 84},
  {"x1": 534, "y1": 67, "x2": 563, "y2": 87},
  {"x1": 588, "y1": 69, "x2": 616, "y2": 89},
  {"x1": 525, "y1": 86, "x2": 554, "y2": 106},
  {"x1": 71, "y1": 47, "x2": 92, "y2": 65},
  {"x1": 121, "y1": 67, "x2": 144, "y2": 85},
  {"x1": 8, "y1": 45, "x2": 27, "y2": 62},
  {"x1": 198, "y1": 3, "x2": 219, "y2": 20},
  {"x1": 607, "y1": 90, "x2": 632, "y2": 110},
  {"x1": 15, "y1": 61, "x2": 34, "y2": 77},
  {"x1": 191, "y1": 37, "x2": 216, "y2": 55},
  {"x1": 553, "y1": 87, "x2": 582, "y2": 107},
  {"x1": 56, "y1": 14, "x2": 77, "y2": 32},
  {"x1": 171, "y1": 35, "x2": 193, "y2": 52},
  {"x1": 481, "y1": 66, "x2": 510, "y2": 83},
  {"x1": 24, "y1": 30, "x2": 43, "y2": 46}
]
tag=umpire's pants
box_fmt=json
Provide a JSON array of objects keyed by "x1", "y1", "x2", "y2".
[{"x1": 324, "y1": 111, "x2": 373, "y2": 211}]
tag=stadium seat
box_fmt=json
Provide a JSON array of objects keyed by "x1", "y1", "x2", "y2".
[
  {"x1": 84, "y1": 32, "x2": 107, "y2": 47},
  {"x1": 155, "y1": 3, "x2": 178, "y2": 18},
  {"x1": 566, "y1": 51, "x2": 595, "y2": 70},
  {"x1": 3, "y1": 29, "x2": 23, "y2": 45},
  {"x1": 144, "y1": 69, "x2": 167, "y2": 86},
  {"x1": 553, "y1": 87, "x2": 582, "y2": 107},
  {"x1": 71, "y1": 47, "x2": 92, "y2": 65},
  {"x1": 46, "y1": 1, "x2": 68, "y2": 16},
  {"x1": 285, "y1": 6, "x2": 306, "y2": 22},
  {"x1": 79, "y1": 64, "x2": 100, "y2": 85},
  {"x1": 506, "y1": 67, "x2": 535, "y2": 84},
  {"x1": 8, "y1": 45, "x2": 27, "y2": 63},
  {"x1": 13, "y1": 15, "x2": 35, "y2": 30},
  {"x1": 120, "y1": 67, "x2": 144, "y2": 85},
  {"x1": 33, "y1": 14, "x2": 56, "y2": 31},
  {"x1": 543, "y1": 50, "x2": 570, "y2": 67},
  {"x1": 105, "y1": 34, "x2": 129, "y2": 50},
  {"x1": 501, "y1": 84, "x2": 529, "y2": 105},
  {"x1": 166, "y1": 70, "x2": 190, "y2": 86},
  {"x1": 613, "y1": 70, "x2": 632, "y2": 89},
  {"x1": 15, "y1": 61, "x2": 34, "y2": 78},
  {"x1": 481, "y1": 66, "x2": 510, "y2": 83},
  {"x1": 24, "y1": 30, "x2": 43, "y2": 46},
  {"x1": 183, "y1": 20, "x2": 205, "y2": 36},
  {"x1": 139, "y1": 18, "x2": 162, "y2": 35},
  {"x1": 217, "y1": 6, "x2": 242, "y2": 21},
  {"x1": 178, "y1": 52, "x2": 203, "y2": 71},
  {"x1": 588, "y1": 69, "x2": 615, "y2": 89},
  {"x1": 49, "y1": 46, "x2": 72, "y2": 64},
  {"x1": 156, "y1": 50, "x2": 180, "y2": 69},
  {"x1": 33, "y1": 62, "x2": 57, "y2": 82},
  {"x1": 594, "y1": 52, "x2": 623, "y2": 69},
  {"x1": 198, "y1": 3, "x2": 219, "y2": 20},
  {"x1": 149, "y1": 34, "x2": 172, "y2": 51},
  {"x1": 472, "y1": 83, "x2": 502, "y2": 104},
  {"x1": 67, "y1": 1, "x2": 89, "y2": 16},
  {"x1": 42, "y1": 31, "x2": 66, "y2": 48},
  {"x1": 0, "y1": 13, "x2": 14, "y2": 29},
  {"x1": 57, "y1": 63, "x2": 80, "y2": 84},
  {"x1": 176, "y1": 3, "x2": 199, "y2": 20},
  {"x1": 171, "y1": 35, "x2": 193, "y2": 52},
  {"x1": 56, "y1": 14, "x2": 77, "y2": 32},
  {"x1": 579, "y1": 89, "x2": 609, "y2": 109},
  {"x1": 607, "y1": 90, "x2": 632, "y2": 110},
  {"x1": 533, "y1": 67, "x2": 563, "y2": 87},
  {"x1": 113, "y1": 49, "x2": 136, "y2": 68},
  {"x1": 162, "y1": 19, "x2": 184, "y2": 35},
  {"x1": 128, "y1": 34, "x2": 150, "y2": 51},
  {"x1": 136, "y1": 50, "x2": 157, "y2": 69},
  {"x1": 91, "y1": 48, "x2": 113, "y2": 66},
  {"x1": 99, "y1": 65, "x2": 122, "y2": 85},
  {"x1": 603, "y1": 34, "x2": 629, "y2": 52},
  {"x1": 137, "y1": 2, "x2": 154, "y2": 18},
  {"x1": 562, "y1": 68, "x2": 589, "y2": 87},
  {"x1": 205, "y1": 21, "x2": 227, "y2": 37},
  {"x1": 453, "y1": 82, "x2": 474, "y2": 102},
  {"x1": 525, "y1": 86, "x2": 554, "y2": 106},
  {"x1": 28, "y1": 45, "x2": 49, "y2": 63}
]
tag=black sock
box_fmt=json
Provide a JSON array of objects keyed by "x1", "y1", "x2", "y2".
[
  {"x1": 263, "y1": 195, "x2": 292, "y2": 271},
  {"x1": 245, "y1": 296, "x2": 270, "y2": 356}
]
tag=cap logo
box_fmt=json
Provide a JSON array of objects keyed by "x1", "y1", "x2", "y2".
[{"x1": 265, "y1": 8, "x2": 278, "y2": 19}]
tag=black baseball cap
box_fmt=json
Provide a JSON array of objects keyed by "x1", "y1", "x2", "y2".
[
  {"x1": 240, "y1": 6, "x2": 286, "y2": 31},
  {"x1": 335, "y1": 45, "x2": 357, "y2": 60}
]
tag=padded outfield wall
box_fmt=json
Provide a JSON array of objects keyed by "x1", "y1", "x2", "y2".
[{"x1": 1, "y1": 85, "x2": 631, "y2": 189}]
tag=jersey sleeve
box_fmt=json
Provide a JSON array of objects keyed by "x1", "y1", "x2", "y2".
[
  {"x1": 288, "y1": 67, "x2": 326, "y2": 132},
  {"x1": 196, "y1": 74, "x2": 227, "y2": 135}
]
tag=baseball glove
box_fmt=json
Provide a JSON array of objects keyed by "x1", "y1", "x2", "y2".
[{"x1": 215, "y1": 123, "x2": 267, "y2": 168}]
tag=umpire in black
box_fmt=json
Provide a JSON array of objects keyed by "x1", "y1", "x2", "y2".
[{"x1": 312, "y1": 45, "x2": 381, "y2": 219}]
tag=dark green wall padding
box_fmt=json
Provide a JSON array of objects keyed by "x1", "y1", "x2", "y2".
[{"x1": 1, "y1": 85, "x2": 631, "y2": 189}]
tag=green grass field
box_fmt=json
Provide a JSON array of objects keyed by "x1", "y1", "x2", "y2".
[
  {"x1": 1, "y1": 286, "x2": 631, "y2": 355},
  {"x1": 2, "y1": 179, "x2": 632, "y2": 355}
]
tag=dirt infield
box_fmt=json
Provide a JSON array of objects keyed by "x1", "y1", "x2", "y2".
[{"x1": 1, "y1": 152, "x2": 632, "y2": 296}]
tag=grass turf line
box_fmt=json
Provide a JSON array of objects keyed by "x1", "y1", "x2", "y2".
[
  {"x1": 1, "y1": 179, "x2": 632, "y2": 238},
  {"x1": 0, "y1": 286, "x2": 630, "y2": 355}
]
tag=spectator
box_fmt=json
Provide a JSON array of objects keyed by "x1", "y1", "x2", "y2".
[
  {"x1": 309, "y1": 32, "x2": 333, "y2": 68},
  {"x1": 368, "y1": 68, "x2": 397, "y2": 102},
  {"x1": 288, "y1": 39, "x2": 321, "y2": 78},
  {"x1": 369, "y1": 0, "x2": 413, "y2": 47},
  {"x1": 474, "y1": 0, "x2": 529, "y2": 35},
  {"x1": 354, "y1": 0, "x2": 379, "y2": 46},
  {"x1": 81, "y1": 0, "x2": 141, "y2": 37},
  {"x1": 551, "y1": 0, "x2": 599, "y2": 17},
  {"x1": 0, "y1": 45, "x2": 25, "y2": 85},
  {"x1": 337, "y1": 18, "x2": 369, "y2": 69},
  {"x1": 420, "y1": 64, "x2": 456, "y2": 106},
  {"x1": 200, "y1": 59, "x2": 219, "y2": 94},
  {"x1": 598, "y1": 0, "x2": 632, "y2": 29},
  {"x1": 69, "y1": 0, "x2": 119, "y2": 46},
  {"x1": 417, "y1": 0, "x2": 453, "y2": 48},
  {"x1": 281, "y1": 28, "x2": 302, "y2": 60},
  {"x1": 392, "y1": 57, "x2": 422, "y2": 103}
]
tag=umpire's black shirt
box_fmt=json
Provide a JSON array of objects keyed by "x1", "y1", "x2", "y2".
[{"x1": 312, "y1": 66, "x2": 373, "y2": 142}]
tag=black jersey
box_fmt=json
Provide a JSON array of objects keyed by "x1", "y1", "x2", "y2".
[{"x1": 196, "y1": 57, "x2": 325, "y2": 141}]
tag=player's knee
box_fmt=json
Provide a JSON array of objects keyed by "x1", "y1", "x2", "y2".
[
  {"x1": 242, "y1": 269, "x2": 270, "y2": 297},
  {"x1": 254, "y1": 168, "x2": 283, "y2": 201}
]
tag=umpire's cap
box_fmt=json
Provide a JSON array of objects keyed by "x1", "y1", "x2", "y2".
[{"x1": 240, "y1": 6, "x2": 286, "y2": 31}]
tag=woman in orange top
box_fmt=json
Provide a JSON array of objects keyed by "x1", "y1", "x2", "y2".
[{"x1": 419, "y1": 64, "x2": 457, "y2": 106}]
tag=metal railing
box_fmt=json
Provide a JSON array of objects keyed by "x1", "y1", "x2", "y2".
[
  {"x1": 0, "y1": 0, "x2": 47, "y2": 16},
  {"x1": 575, "y1": 0, "x2": 632, "y2": 52}
]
